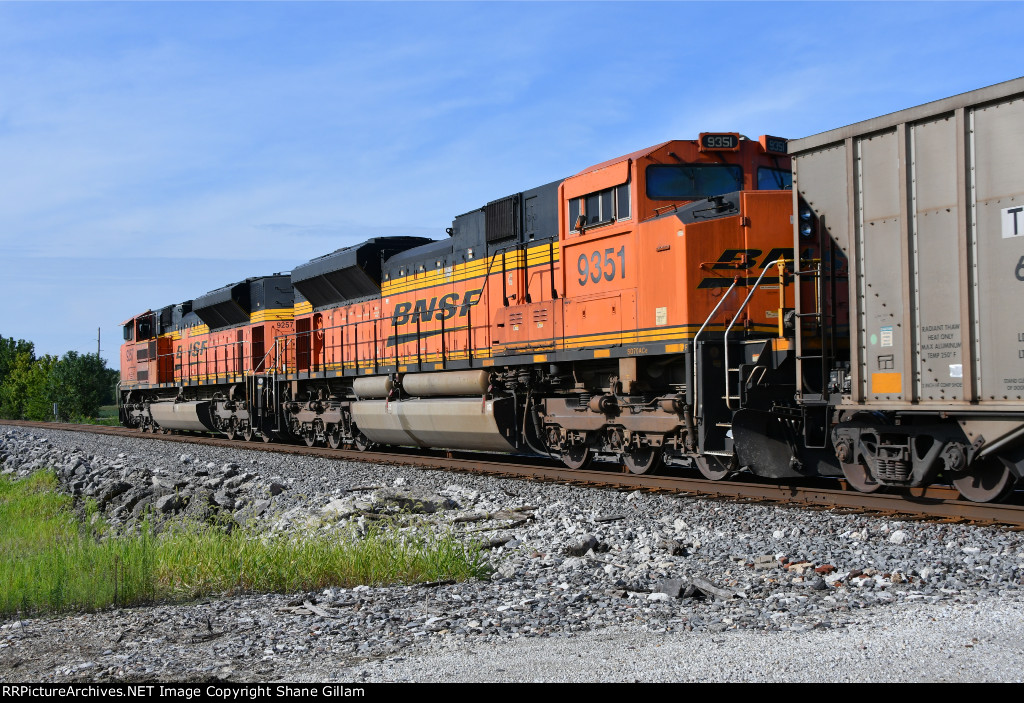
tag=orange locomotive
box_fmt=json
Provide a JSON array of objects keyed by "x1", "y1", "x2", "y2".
[{"x1": 121, "y1": 133, "x2": 826, "y2": 480}]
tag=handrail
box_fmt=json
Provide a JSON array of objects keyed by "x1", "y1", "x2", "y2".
[
  {"x1": 722, "y1": 260, "x2": 784, "y2": 409},
  {"x1": 691, "y1": 277, "x2": 740, "y2": 423}
]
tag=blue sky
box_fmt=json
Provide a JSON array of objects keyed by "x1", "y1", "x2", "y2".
[{"x1": 1, "y1": 1, "x2": 1021, "y2": 365}]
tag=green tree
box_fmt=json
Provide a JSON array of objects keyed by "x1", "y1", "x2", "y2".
[
  {"x1": 49, "y1": 352, "x2": 113, "y2": 421},
  {"x1": 0, "y1": 337, "x2": 34, "y2": 386},
  {"x1": 0, "y1": 351, "x2": 33, "y2": 419},
  {"x1": 23, "y1": 355, "x2": 58, "y2": 421}
]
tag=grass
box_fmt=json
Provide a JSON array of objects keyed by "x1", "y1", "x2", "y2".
[
  {"x1": 0, "y1": 471, "x2": 491, "y2": 618},
  {"x1": 78, "y1": 404, "x2": 120, "y2": 426}
]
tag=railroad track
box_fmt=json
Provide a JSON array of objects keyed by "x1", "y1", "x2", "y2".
[{"x1": 4, "y1": 419, "x2": 1024, "y2": 528}]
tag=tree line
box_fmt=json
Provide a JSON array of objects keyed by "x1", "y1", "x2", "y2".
[{"x1": 0, "y1": 336, "x2": 119, "y2": 422}]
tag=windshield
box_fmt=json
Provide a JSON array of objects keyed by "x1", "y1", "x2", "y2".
[
  {"x1": 758, "y1": 167, "x2": 792, "y2": 190},
  {"x1": 646, "y1": 164, "x2": 743, "y2": 200}
]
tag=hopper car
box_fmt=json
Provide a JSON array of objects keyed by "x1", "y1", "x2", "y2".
[{"x1": 120, "y1": 77, "x2": 1024, "y2": 502}]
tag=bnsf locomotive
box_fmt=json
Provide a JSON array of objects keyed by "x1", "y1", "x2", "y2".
[{"x1": 120, "y1": 77, "x2": 1024, "y2": 503}]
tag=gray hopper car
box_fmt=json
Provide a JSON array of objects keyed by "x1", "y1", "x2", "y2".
[{"x1": 788, "y1": 76, "x2": 1024, "y2": 501}]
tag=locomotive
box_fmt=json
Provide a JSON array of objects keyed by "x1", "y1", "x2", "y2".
[{"x1": 119, "y1": 77, "x2": 1024, "y2": 503}]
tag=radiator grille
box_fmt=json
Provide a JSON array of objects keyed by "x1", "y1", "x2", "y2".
[{"x1": 485, "y1": 194, "x2": 520, "y2": 243}]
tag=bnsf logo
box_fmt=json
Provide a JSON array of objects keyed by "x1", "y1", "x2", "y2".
[
  {"x1": 392, "y1": 289, "x2": 482, "y2": 325},
  {"x1": 710, "y1": 248, "x2": 794, "y2": 271},
  {"x1": 698, "y1": 247, "x2": 844, "y2": 288},
  {"x1": 698, "y1": 248, "x2": 794, "y2": 289}
]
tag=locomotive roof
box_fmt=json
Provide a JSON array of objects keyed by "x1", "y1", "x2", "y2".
[
  {"x1": 570, "y1": 141, "x2": 671, "y2": 178},
  {"x1": 384, "y1": 238, "x2": 450, "y2": 268}
]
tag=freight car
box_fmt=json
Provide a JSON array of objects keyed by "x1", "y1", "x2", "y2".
[{"x1": 119, "y1": 77, "x2": 1024, "y2": 502}]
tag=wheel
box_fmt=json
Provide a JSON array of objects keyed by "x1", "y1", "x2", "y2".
[
  {"x1": 224, "y1": 426, "x2": 237, "y2": 441},
  {"x1": 261, "y1": 431, "x2": 274, "y2": 444},
  {"x1": 242, "y1": 426, "x2": 255, "y2": 442},
  {"x1": 304, "y1": 434, "x2": 317, "y2": 448},
  {"x1": 623, "y1": 446, "x2": 661, "y2": 475},
  {"x1": 353, "y1": 433, "x2": 370, "y2": 452},
  {"x1": 326, "y1": 427, "x2": 343, "y2": 450},
  {"x1": 952, "y1": 457, "x2": 1016, "y2": 502},
  {"x1": 561, "y1": 444, "x2": 592, "y2": 470},
  {"x1": 840, "y1": 460, "x2": 882, "y2": 493},
  {"x1": 695, "y1": 454, "x2": 732, "y2": 481}
]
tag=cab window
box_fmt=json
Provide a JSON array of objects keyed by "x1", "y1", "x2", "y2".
[{"x1": 646, "y1": 164, "x2": 743, "y2": 200}]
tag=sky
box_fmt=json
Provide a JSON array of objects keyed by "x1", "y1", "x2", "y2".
[{"x1": 1, "y1": 1, "x2": 1021, "y2": 366}]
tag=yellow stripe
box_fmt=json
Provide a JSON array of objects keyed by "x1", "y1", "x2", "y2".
[
  {"x1": 293, "y1": 301, "x2": 313, "y2": 315},
  {"x1": 381, "y1": 244, "x2": 560, "y2": 297},
  {"x1": 250, "y1": 308, "x2": 294, "y2": 323}
]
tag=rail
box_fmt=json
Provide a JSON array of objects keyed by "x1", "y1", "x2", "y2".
[{"x1": 5, "y1": 419, "x2": 1023, "y2": 527}]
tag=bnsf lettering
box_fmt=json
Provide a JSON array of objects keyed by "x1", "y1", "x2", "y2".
[
  {"x1": 176, "y1": 341, "x2": 208, "y2": 359},
  {"x1": 393, "y1": 289, "x2": 482, "y2": 325}
]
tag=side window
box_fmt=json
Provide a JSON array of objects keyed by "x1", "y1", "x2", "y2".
[
  {"x1": 568, "y1": 198, "x2": 581, "y2": 231},
  {"x1": 569, "y1": 182, "x2": 631, "y2": 232},
  {"x1": 123, "y1": 324, "x2": 134, "y2": 342}
]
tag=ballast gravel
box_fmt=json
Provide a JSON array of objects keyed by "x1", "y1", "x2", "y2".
[{"x1": 1, "y1": 424, "x2": 1023, "y2": 683}]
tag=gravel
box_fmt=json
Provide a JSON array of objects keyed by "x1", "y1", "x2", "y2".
[{"x1": 2, "y1": 424, "x2": 1023, "y2": 682}]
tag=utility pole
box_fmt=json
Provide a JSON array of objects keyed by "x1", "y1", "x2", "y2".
[{"x1": 97, "y1": 327, "x2": 101, "y2": 358}]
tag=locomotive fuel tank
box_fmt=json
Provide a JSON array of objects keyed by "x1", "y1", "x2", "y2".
[
  {"x1": 148, "y1": 400, "x2": 217, "y2": 432},
  {"x1": 350, "y1": 396, "x2": 518, "y2": 452}
]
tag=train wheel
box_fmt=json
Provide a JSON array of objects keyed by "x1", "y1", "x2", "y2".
[
  {"x1": 224, "y1": 426, "x2": 237, "y2": 441},
  {"x1": 353, "y1": 433, "x2": 370, "y2": 452},
  {"x1": 840, "y1": 461, "x2": 882, "y2": 493},
  {"x1": 327, "y1": 428, "x2": 343, "y2": 450},
  {"x1": 304, "y1": 434, "x2": 317, "y2": 448},
  {"x1": 952, "y1": 456, "x2": 1016, "y2": 502},
  {"x1": 561, "y1": 445, "x2": 592, "y2": 470},
  {"x1": 242, "y1": 427, "x2": 255, "y2": 442},
  {"x1": 261, "y1": 432, "x2": 273, "y2": 444},
  {"x1": 623, "y1": 446, "x2": 661, "y2": 475},
  {"x1": 695, "y1": 454, "x2": 731, "y2": 481}
]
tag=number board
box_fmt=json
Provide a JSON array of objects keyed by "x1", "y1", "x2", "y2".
[
  {"x1": 760, "y1": 135, "x2": 788, "y2": 155},
  {"x1": 698, "y1": 133, "x2": 740, "y2": 152}
]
